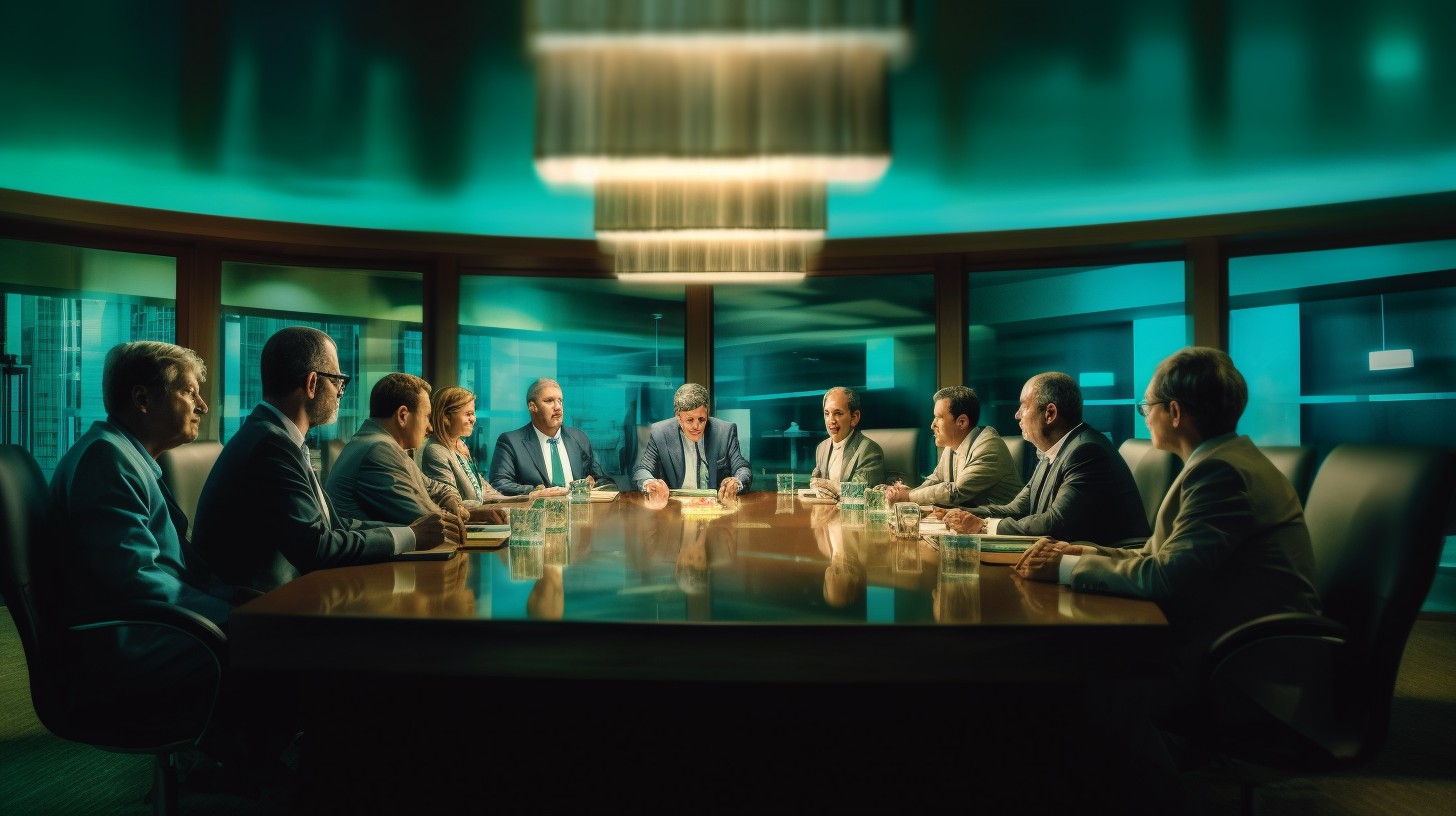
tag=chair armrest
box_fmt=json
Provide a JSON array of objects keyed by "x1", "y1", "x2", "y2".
[
  {"x1": 1203, "y1": 612, "x2": 1347, "y2": 685},
  {"x1": 64, "y1": 599, "x2": 228, "y2": 665}
]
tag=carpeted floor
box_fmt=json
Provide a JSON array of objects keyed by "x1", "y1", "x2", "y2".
[{"x1": 2, "y1": 608, "x2": 1453, "y2": 815}]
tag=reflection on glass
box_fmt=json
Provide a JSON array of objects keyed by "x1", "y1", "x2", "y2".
[
  {"x1": 775, "y1": 494, "x2": 795, "y2": 514},
  {"x1": 934, "y1": 575, "x2": 981, "y2": 624},
  {"x1": 715, "y1": 275, "x2": 937, "y2": 479},
  {"x1": 458, "y1": 277, "x2": 684, "y2": 487},
  {"x1": 543, "y1": 531, "x2": 570, "y2": 568},
  {"x1": 219, "y1": 262, "x2": 423, "y2": 452},
  {"x1": 0, "y1": 238, "x2": 176, "y2": 477},
  {"x1": 526, "y1": 566, "x2": 564, "y2": 620},
  {"x1": 967, "y1": 263, "x2": 1188, "y2": 468},
  {"x1": 509, "y1": 542, "x2": 545, "y2": 581},
  {"x1": 891, "y1": 537, "x2": 921, "y2": 574},
  {"x1": 940, "y1": 534, "x2": 981, "y2": 579}
]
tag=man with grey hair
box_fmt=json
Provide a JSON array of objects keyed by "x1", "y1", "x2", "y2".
[
  {"x1": 809, "y1": 386, "x2": 885, "y2": 497},
  {"x1": 634, "y1": 382, "x2": 752, "y2": 502},
  {"x1": 196, "y1": 326, "x2": 458, "y2": 592},
  {"x1": 885, "y1": 384, "x2": 1023, "y2": 508},
  {"x1": 489, "y1": 376, "x2": 614, "y2": 496},
  {"x1": 944, "y1": 371, "x2": 1149, "y2": 546}
]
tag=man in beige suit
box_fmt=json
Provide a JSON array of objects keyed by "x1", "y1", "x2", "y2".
[
  {"x1": 1016, "y1": 348, "x2": 1320, "y2": 655},
  {"x1": 809, "y1": 386, "x2": 885, "y2": 497},
  {"x1": 885, "y1": 385, "x2": 1022, "y2": 508}
]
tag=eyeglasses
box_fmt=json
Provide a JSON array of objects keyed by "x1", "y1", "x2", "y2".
[
  {"x1": 313, "y1": 371, "x2": 352, "y2": 394},
  {"x1": 1135, "y1": 400, "x2": 1167, "y2": 417}
]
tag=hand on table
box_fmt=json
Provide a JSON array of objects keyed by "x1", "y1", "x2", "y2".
[
  {"x1": 528, "y1": 486, "x2": 569, "y2": 499},
  {"x1": 1013, "y1": 537, "x2": 1083, "y2": 582},
  {"x1": 943, "y1": 509, "x2": 987, "y2": 534},
  {"x1": 884, "y1": 482, "x2": 911, "y2": 505},
  {"x1": 717, "y1": 476, "x2": 742, "y2": 502},
  {"x1": 468, "y1": 506, "x2": 508, "y2": 524},
  {"x1": 409, "y1": 512, "x2": 463, "y2": 550},
  {"x1": 642, "y1": 478, "x2": 669, "y2": 503},
  {"x1": 808, "y1": 477, "x2": 838, "y2": 498}
]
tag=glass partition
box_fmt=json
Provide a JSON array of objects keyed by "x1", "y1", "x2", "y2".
[
  {"x1": 219, "y1": 262, "x2": 423, "y2": 451},
  {"x1": 458, "y1": 276, "x2": 685, "y2": 488},
  {"x1": 966, "y1": 261, "x2": 1189, "y2": 469},
  {"x1": 713, "y1": 275, "x2": 937, "y2": 482},
  {"x1": 0, "y1": 238, "x2": 176, "y2": 477},
  {"x1": 1229, "y1": 239, "x2": 1456, "y2": 612}
]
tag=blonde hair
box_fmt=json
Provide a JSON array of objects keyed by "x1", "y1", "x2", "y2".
[
  {"x1": 102, "y1": 341, "x2": 206, "y2": 415},
  {"x1": 429, "y1": 386, "x2": 477, "y2": 446}
]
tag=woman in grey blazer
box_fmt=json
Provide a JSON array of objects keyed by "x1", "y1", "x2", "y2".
[{"x1": 419, "y1": 386, "x2": 507, "y2": 504}]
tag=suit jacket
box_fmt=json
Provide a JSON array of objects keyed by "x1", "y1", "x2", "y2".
[
  {"x1": 49, "y1": 420, "x2": 236, "y2": 686},
  {"x1": 1069, "y1": 435, "x2": 1321, "y2": 654},
  {"x1": 489, "y1": 423, "x2": 612, "y2": 496},
  {"x1": 970, "y1": 424, "x2": 1150, "y2": 546},
  {"x1": 811, "y1": 428, "x2": 886, "y2": 490},
  {"x1": 910, "y1": 426, "x2": 1023, "y2": 508},
  {"x1": 194, "y1": 405, "x2": 400, "y2": 592},
  {"x1": 419, "y1": 437, "x2": 500, "y2": 503},
  {"x1": 632, "y1": 416, "x2": 752, "y2": 492},
  {"x1": 326, "y1": 418, "x2": 460, "y2": 523}
]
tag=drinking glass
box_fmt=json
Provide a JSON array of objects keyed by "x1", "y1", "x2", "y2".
[
  {"x1": 569, "y1": 478, "x2": 591, "y2": 504},
  {"x1": 542, "y1": 497, "x2": 570, "y2": 533},
  {"x1": 840, "y1": 480, "x2": 866, "y2": 509},
  {"x1": 865, "y1": 486, "x2": 889, "y2": 522},
  {"x1": 894, "y1": 501, "x2": 922, "y2": 538},
  {"x1": 509, "y1": 507, "x2": 544, "y2": 545},
  {"x1": 940, "y1": 534, "x2": 981, "y2": 578},
  {"x1": 777, "y1": 473, "x2": 795, "y2": 494}
]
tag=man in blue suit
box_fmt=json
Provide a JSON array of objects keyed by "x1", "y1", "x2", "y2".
[
  {"x1": 489, "y1": 377, "x2": 616, "y2": 496},
  {"x1": 50, "y1": 341, "x2": 236, "y2": 677},
  {"x1": 633, "y1": 383, "x2": 752, "y2": 503}
]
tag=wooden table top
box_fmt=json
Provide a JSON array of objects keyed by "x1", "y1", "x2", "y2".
[{"x1": 231, "y1": 491, "x2": 1168, "y2": 682}]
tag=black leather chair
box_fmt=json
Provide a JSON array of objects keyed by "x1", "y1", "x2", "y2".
[
  {"x1": 0, "y1": 445, "x2": 227, "y2": 816},
  {"x1": 1119, "y1": 439, "x2": 1181, "y2": 528},
  {"x1": 859, "y1": 428, "x2": 921, "y2": 485},
  {"x1": 1259, "y1": 444, "x2": 1317, "y2": 505},
  {"x1": 1197, "y1": 444, "x2": 1456, "y2": 814},
  {"x1": 319, "y1": 437, "x2": 346, "y2": 485},
  {"x1": 1002, "y1": 435, "x2": 1032, "y2": 483}
]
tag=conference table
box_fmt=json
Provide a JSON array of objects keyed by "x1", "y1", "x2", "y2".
[{"x1": 230, "y1": 491, "x2": 1171, "y2": 811}]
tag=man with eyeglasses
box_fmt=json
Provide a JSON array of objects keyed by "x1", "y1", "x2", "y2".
[
  {"x1": 195, "y1": 326, "x2": 459, "y2": 593},
  {"x1": 943, "y1": 372, "x2": 1148, "y2": 547}
]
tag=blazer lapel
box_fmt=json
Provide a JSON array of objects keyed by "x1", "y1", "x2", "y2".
[
  {"x1": 664, "y1": 427, "x2": 686, "y2": 487},
  {"x1": 565, "y1": 431, "x2": 589, "y2": 480},
  {"x1": 521, "y1": 426, "x2": 550, "y2": 486},
  {"x1": 840, "y1": 431, "x2": 863, "y2": 476}
]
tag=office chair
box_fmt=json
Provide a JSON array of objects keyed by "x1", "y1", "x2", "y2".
[
  {"x1": 0, "y1": 445, "x2": 227, "y2": 816},
  {"x1": 1129, "y1": 446, "x2": 1181, "y2": 529},
  {"x1": 1002, "y1": 435, "x2": 1031, "y2": 483},
  {"x1": 859, "y1": 428, "x2": 920, "y2": 485},
  {"x1": 158, "y1": 441, "x2": 223, "y2": 538},
  {"x1": 1196, "y1": 444, "x2": 1456, "y2": 815},
  {"x1": 319, "y1": 438, "x2": 346, "y2": 485},
  {"x1": 1117, "y1": 437, "x2": 1153, "y2": 475},
  {"x1": 1259, "y1": 445, "x2": 1317, "y2": 506}
]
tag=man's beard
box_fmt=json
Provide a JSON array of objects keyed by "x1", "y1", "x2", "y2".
[{"x1": 306, "y1": 393, "x2": 339, "y2": 426}]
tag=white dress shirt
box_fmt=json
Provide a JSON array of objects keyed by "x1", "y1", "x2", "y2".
[
  {"x1": 985, "y1": 423, "x2": 1084, "y2": 536},
  {"x1": 680, "y1": 430, "x2": 708, "y2": 489},
  {"x1": 828, "y1": 438, "x2": 847, "y2": 482},
  {"x1": 533, "y1": 424, "x2": 574, "y2": 486},
  {"x1": 257, "y1": 401, "x2": 414, "y2": 552}
]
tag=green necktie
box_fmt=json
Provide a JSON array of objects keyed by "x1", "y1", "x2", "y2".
[
  {"x1": 696, "y1": 441, "x2": 709, "y2": 488},
  {"x1": 548, "y1": 437, "x2": 565, "y2": 487}
]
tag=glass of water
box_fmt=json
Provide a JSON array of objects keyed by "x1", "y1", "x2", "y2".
[
  {"x1": 541, "y1": 497, "x2": 570, "y2": 533},
  {"x1": 940, "y1": 534, "x2": 981, "y2": 578},
  {"x1": 893, "y1": 501, "x2": 922, "y2": 538},
  {"x1": 569, "y1": 478, "x2": 591, "y2": 504},
  {"x1": 509, "y1": 507, "x2": 544, "y2": 544},
  {"x1": 865, "y1": 485, "x2": 889, "y2": 522},
  {"x1": 840, "y1": 479, "x2": 866, "y2": 509},
  {"x1": 777, "y1": 473, "x2": 796, "y2": 494}
]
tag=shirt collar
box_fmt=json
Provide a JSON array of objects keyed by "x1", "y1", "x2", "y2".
[
  {"x1": 1044, "y1": 423, "x2": 1085, "y2": 464},
  {"x1": 949, "y1": 426, "x2": 979, "y2": 456},
  {"x1": 258, "y1": 400, "x2": 307, "y2": 448},
  {"x1": 533, "y1": 423, "x2": 562, "y2": 446},
  {"x1": 105, "y1": 417, "x2": 163, "y2": 479},
  {"x1": 680, "y1": 428, "x2": 707, "y2": 453},
  {"x1": 1187, "y1": 432, "x2": 1238, "y2": 469}
]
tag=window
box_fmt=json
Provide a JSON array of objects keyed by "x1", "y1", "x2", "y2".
[
  {"x1": 966, "y1": 261, "x2": 1188, "y2": 463},
  {"x1": 1229, "y1": 239, "x2": 1456, "y2": 612},
  {"x1": 713, "y1": 275, "x2": 936, "y2": 480},
  {"x1": 0, "y1": 238, "x2": 175, "y2": 477},
  {"x1": 458, "y1": 277, "x2": 685, "y2": 485},
  {"x1": 219, "y1": 262, "x2": 423, "y2": 451}
]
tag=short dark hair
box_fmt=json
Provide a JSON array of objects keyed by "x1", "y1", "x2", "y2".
[
  {"x1": 932, "y1": 385, "x2": 980, "y2": 423},
  {"x1": 1151, "y1": 347, "x2": 1247, "y2": 436},
  {"x1": 369, "y1": 373, "x2": 431, "y2": 419},
  {"x1": 1032, "y1": 372, "x2": 1083, "y2": 425},
  {"x1": 102, "y1": 341, "x2": 206, "y2": 416},
  {"x1": 261, "y1": 326, "x2": 336, "y2": 399}
]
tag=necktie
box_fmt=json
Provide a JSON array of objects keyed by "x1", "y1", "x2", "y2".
[
  {"x1": 696, "y1": 441, "x2": 709, "y2": 488},
  {"x1": 549, "y1": 437, "x2": 564, "y2": 487}
]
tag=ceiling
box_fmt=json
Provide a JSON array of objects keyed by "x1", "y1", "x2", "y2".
[{"x1": 1, "y1": 0, "x2": 1452, "y2": 241}]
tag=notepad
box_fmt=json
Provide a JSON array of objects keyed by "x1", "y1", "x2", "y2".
[
  {"x1": 589, "y1": 490, "x2": 619, "y2": 503},
  {"x1": 796, "y1": 488, "x2": 836, "y2": 505},
  {"x1": 466, "y1": 524, "x2": 511, "y2": 539},
  {"x1": 669, "y1": 489, "x2": 718, "y2": 498}
]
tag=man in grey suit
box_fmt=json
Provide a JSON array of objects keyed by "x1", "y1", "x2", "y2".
[
  {"x1": 488, "y1": 377, "x2": 614, "y2": 496},
  {"x1": 195, "y1": 327, "x2": 458, "y2": 592},
  {"x1": 1016, "y1": 348, "x2": 1320, "y2": 654},
  {"x1": 326, "y1": 373, "x2": 484, "y2": 530},
  {"x1": 945, "y1": 373, "x2": 1149, "y2": 546},
  {"x1": 634, "y1": 383, "x2": 752, "y2": 503},
  {"x1": 808, "y1": 386, "x2": 885, "y2": 497},
  {"x1": 884, "y1": 385, "x2": 1022, "y2": 508}
]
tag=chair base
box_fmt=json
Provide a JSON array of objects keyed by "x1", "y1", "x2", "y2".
[{"x1": 142, "y1": 752, "x2": 179, "y2": 816}]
